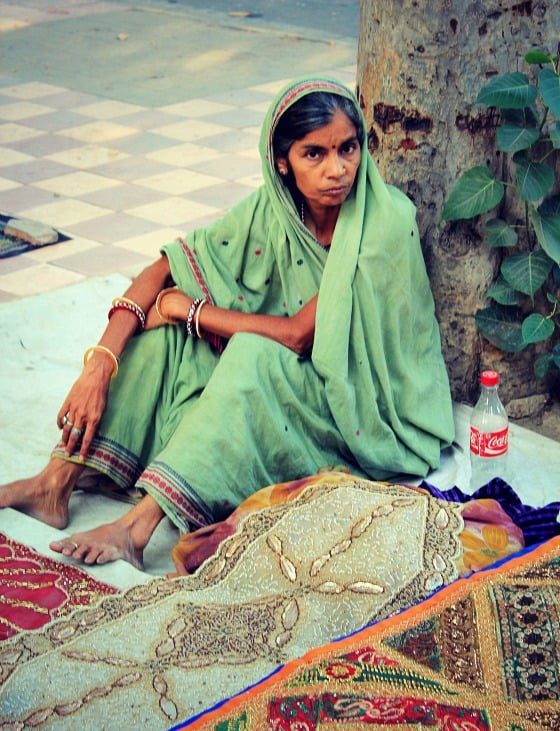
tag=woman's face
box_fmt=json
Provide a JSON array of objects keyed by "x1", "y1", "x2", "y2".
[{"x1": 277, "y1": 108, "x2": 361, "y2": 212}]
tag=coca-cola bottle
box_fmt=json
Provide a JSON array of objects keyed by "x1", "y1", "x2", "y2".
[{"x1": 470, "y1": 370, "x2": 509, "y2": 489}]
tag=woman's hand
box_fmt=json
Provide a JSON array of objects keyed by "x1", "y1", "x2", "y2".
[
  {"x1": 145, "y1": 287, "x2": 191, "y2": 330},
  {"x1": 55, "y1": 255, "x2": 175, "y2": 460},
  {"x1": 56, "y1": 351, "x2": 114, "y2": 461},
  {"x1": 286, "y1": 296, "x2": 317, "y2": 355}
]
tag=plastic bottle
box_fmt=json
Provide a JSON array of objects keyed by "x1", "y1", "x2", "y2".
[{"x1": 470, "y1": 370, "x2": 509, "y2": 489}]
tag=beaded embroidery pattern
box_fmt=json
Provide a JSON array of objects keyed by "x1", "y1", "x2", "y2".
[{"x1": 0, "y1": 478, "x2": 462, "y2": 728}]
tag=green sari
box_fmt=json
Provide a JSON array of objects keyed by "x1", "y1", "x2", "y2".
[{"x1": 54, "y1": 77, "x2": 454, "y2": 532}]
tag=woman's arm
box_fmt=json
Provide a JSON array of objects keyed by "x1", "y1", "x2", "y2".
[
  {"x1": 155, "y1": 288, "x2": 318, "y2": 356},
  {"x1": 59, "y1": 255, "x2": 173, "y2": 459}
]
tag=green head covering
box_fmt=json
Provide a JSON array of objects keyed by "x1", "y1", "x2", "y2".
[{"x1": 164, "y1": 76, "x2": 454, "y2": 478}]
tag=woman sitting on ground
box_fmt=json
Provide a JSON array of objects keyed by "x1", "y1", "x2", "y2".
[{"x1": 0, "y1": 76, "x2": 455, "y2": 570}]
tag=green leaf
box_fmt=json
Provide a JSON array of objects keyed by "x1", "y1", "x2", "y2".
[
  {"x1": 497, "y1": 123, "x2": 540, "y2": 152},
  {"x1": 502, "y1": 106, "x2": 540, "y2": 126},
  {"x1": 534, "y1": 352, "x2": 555, "y2": 378},
  {"x1": 539, "y1": 67, "x2": 560, "y2": 116},
  {"x1": 522, "y1": 313, "x2": 555, "y2": 344},
  {"x1": 485, "y1": 218, "x2": 518, "y2": 248},
  {"x1": 531, "y1": 209, "x2": 560, "y2": 266},
  {"x1": 550, "y1": 122, "x2": 560, "y2": 149},
  {"x1": 539, "y1": 194, "x2": 560, "y2": 216},
  {"x1": 525, "y1": 50, "x2": 554, "y2": 65},
  {"x1": 475, "y1": 305, "x2": 525, "y2": 352},
  {"x1": 513, "y1": 150, "x2": 554, "y2": 201},
  {"x1": 501, "y1": 249, "x2": 554, "y2": 296},
  {"x1": 537, "y1": 344, "x2": 560, "y2": 376},
  {"x1": 477, "y1": 72, "x2": 538, "y2": 109},
  {"x1": 487, "y1": 275, "x2": 525, "y2": 305},
  {"x1": 441, "y1": 166, "x2": 504, "y2": 221}
]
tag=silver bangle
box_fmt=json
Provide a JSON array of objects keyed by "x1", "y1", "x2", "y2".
[{"x1": 186, "y1": 298, "x2": 202, "y2": 337}]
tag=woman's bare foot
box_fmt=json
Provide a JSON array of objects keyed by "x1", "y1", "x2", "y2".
[
  {"x1": 0, "y1": 458, "x2": 84, "y2": 529},
  {"x1": 50, "y1": 523, "x2": 146, "y2": 570},
  {"x1": 50, "y1": 495, "x2": 165, "y2": 570}
]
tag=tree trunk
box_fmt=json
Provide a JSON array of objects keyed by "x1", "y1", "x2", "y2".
[{"x1": 357, "y1": 0, "x2": 559, "y2": 409}]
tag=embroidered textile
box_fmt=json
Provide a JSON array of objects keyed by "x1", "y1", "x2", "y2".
[
  {"x1": 0, "y1": 478, "x2": 463, "y2": 728},
  {"x1": 0, "y1": 533, "x2": 117, "y2": 640},
  {"x1": 178, "y1": 536, "x2": 560, "y2": 731},
  {"x1": 170, "y1": 472, "x2": 524, "y2": 577}
]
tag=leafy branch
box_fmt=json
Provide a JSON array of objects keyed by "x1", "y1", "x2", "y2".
[{"x1": 442, "y1": 50, "x2": 560, "y2": 377}]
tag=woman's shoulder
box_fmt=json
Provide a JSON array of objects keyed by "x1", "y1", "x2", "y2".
[
  {"x1": 163, "y1": 185, "x2": 275, "y2": 259},
  {"x1": 206, "y1": 184, "x2": 274, "y2": 235}
]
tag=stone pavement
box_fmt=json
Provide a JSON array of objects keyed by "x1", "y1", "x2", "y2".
[{"x1": 0, "y1": 0, "x2": 358, "y2": 301}]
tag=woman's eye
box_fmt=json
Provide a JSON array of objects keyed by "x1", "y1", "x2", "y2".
[
  {"x1": 306, "y1": 149, "x2": 320, "y2": 160},
  {"x1": 342, "y1": 142, "x2": 358, "y2": 154}
]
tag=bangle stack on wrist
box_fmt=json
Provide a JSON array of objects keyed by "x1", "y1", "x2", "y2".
[
  {"x1": 186, "y1": 298, "x2": 206, "y2": 337},
  {"x1": 108, "y1": 297, "x2": 146, "y2": 331}
]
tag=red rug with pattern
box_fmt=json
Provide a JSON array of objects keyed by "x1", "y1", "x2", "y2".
[{"x1": 0, "y1": 533, "x2": 118, "y2": 640}]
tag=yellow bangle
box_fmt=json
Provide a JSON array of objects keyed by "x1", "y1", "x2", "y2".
[
  {"x1": 195, "y1": 300, "x2": 206, "y2": 338},
  {"x1": 112, "y1": 296, "x2": 141, "y2": 310},
  {"x1": 155, "y1": 287, "x2": 181, "y2": 324},
  {"x1": 83, "y1": 345, "x2": 119, "y2": 379}
]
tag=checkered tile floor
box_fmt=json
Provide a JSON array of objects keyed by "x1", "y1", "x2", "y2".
[{"x1": 0, "y1": 66, "x2": 356, "y2": 302}]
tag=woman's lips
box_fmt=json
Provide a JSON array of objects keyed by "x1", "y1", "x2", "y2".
[{"x1": 322, "y1": 186, "x2": 348, "y2": 196}]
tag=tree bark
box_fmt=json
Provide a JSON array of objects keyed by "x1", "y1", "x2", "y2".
[{"x1": 357, "y1": 0, "x2": 559, "y2": 407}]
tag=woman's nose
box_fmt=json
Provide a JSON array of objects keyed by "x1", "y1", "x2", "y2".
[{"x1": 326, "y1": 153, "x2": 345, "y2": 177}]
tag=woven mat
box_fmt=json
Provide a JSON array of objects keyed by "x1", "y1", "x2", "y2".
[
  {"x1": 180, "y1": 535, "x2": 560, "y2": 731},
  {"x1": 0, "y1": 532, "x2": 118, "y2": 640}
]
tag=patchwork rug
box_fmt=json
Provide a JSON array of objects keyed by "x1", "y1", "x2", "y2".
[
  {"x1": 0, "y1": 533, "x2": 118, "y2": 640},
  {"x1": 178, "y1": 535, "x2": 560, "y2": 731},
  {"x1": 0, "y1": 478, "x2": 464, "y2": 728}
]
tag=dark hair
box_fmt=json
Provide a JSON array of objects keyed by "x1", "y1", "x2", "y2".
[{"x1": 272, "y1": 91, "x2": 363, "y2": 161}]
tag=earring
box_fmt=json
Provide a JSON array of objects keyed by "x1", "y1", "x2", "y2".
[{"x1": 278, "y1": 167, "x2": 288, "y2": 176}]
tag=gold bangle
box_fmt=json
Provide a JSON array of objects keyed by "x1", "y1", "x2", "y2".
[
  {"x1": 112, "y1": 296, "x2": 144, "y2": 313},
  {"x1": 195, "y1": 300, "x2": 206, "y2": 338},
  {"x1": 83, "y1": 345, "x2": 119, "y2": 379},
  {"x1": 155, "y1": 288, "x2": 181, "y2": 324}
]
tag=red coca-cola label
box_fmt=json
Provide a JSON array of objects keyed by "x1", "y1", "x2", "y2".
[{"x1": 470, "y1": 426, "x2": 508, "y2": 457}]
